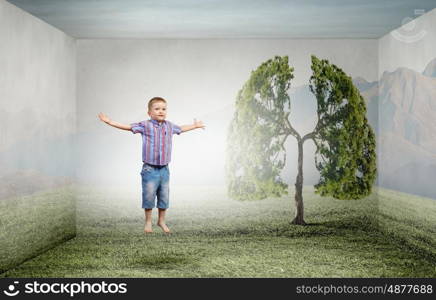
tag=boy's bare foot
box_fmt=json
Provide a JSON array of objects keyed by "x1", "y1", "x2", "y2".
[
  {"x1": 157, "y1": 222, "x2": 171, "y2": 233},
  {"x1": 144, "y1": 223, "x2": 153, "y2": 234}
]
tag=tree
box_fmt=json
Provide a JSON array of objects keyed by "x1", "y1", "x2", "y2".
[{"x1": 226, "y1": 55, "x2": 377, "y2": 225}]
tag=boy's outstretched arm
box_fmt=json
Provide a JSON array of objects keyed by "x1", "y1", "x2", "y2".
[
  {"x1": 180, "y1": 119, "x2": 205, "y2": 133},
  {"x1": 98, "y1": 112, "x2": 132, "y2": 131}
]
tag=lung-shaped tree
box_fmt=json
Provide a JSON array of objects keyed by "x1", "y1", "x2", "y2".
[{"x1": 226, "y1": 55, "x2": 377, "y2": 225}]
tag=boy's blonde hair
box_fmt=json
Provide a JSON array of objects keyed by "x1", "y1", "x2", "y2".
[{"x1": 148, "y1": 97, "x2": 167, "y2": 111}]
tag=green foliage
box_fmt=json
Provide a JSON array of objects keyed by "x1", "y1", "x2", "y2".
[
  {"x1": 309, "y1": 55, "x2": 377, "y2": 199},
  {"x1": 226, "y1": 54, "x2": 377, "y2": 202},
  {"x1": 226, "y1": 56, "x2": 294, "y2": 200}
]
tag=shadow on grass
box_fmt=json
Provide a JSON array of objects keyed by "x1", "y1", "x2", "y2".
[
  {"x1": 179, "y1": 215, "x2": 434, "y2": 258},
  {"x1": 79, "y1": 212, "x2": 434, "y2": 265},
  {"x1": 377, "y1": 213, "x2": 436, "y2": 262},
  {"x1": 178, "y1": 215, "x2": 379, "y2": 239},
  {"x1": 126, "y1": 253, "x2": 193, "y2": 270},
  {"x1": 319, "y1": 215, "x2": 378, "y2": 231}
]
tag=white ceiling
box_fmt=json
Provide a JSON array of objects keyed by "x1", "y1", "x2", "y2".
[{"x1": 6, "y1": 0, "x2": 436, "y2": 39}]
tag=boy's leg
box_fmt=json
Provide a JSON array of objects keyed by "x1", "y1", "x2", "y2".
[
  {"x1": 144, "y1": 209, "x2": 153, "y2": 233},
  {"x1": 141, "y1": 164, "x2": 159, "y2": 233},
  {"x1": 157, "y1": 208, "x2": 170, "y2": 233},
  {"x1": 156, "y1": 166, "x2": 170, "y2": 233}
]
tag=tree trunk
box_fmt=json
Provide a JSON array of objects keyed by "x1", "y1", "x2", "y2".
[{"x1": 291, "y1": 139, "x2": 306, "y2": 225}]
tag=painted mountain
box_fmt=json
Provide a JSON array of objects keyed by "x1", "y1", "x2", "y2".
[
  {"x1": 423, "y1": 58, "x2": 436, "y2": 78},
  {"x1": 0, "y1": 108, "x2": 76, "y2": 199},
  {"x1": 375, "y1": 58, "x2": 436, "y2": 199}
]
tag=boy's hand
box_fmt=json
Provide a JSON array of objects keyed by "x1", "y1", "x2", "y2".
[
  {"x1": 180, "y1": 119, "x2": 206, "y2": 133},
  {"x1": 98, "y1": 113, "x2": 131, "y2": 131},
  {"x1": 98, "y1": 112, "x2": 111, "y2": 124},
  {"x1": 193, "y1": 119, "x2": 205, "y2": 129}
]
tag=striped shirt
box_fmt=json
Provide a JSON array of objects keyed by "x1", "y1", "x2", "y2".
[{"x1": 130, "y1": 119, "x2": 182, "y2": 166}]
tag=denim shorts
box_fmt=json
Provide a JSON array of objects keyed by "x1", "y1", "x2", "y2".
[{"x1": 140, "y1": 163, "x2": 170, "y2": 209}]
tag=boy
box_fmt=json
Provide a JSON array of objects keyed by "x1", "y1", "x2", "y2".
[{"x1": 98, "y1": 97, "x2": 205, "y2": 233}]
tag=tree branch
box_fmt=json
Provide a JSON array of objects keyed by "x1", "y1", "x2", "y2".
[
  {"x1": 279, "y1": 134, "x2": 289, "y2": 167},
  {"x1": 272, "y1": 133, "x2": 289, "y2": 167},
  {"x1": 284, "y1": 112, "x2": 301, "y2": 141},
  {"x1": 302, "y1": 132, "x2": 316, "y2": 143},
  {"x1": 301, "y1": 110, "x2": 322, "y2": 144}
]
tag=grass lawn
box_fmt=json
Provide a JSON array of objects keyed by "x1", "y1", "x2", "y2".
[
  {"x1": 1, "y1": 185, "x2": 435, "y2": 277},
  {"x1": 378, "y1": 188, "x2": 436, "y2": 261},
  {"x1": 0, "y1": 186, "x2": 75, "y2": 273}
]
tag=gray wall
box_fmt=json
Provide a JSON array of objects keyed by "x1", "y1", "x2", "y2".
[
  {"x1": 0, "y1": 0, "x2": 76, "y2": 272},
  {"x1": 378, "y1": 8, "x2": 436, "y2": 199},
  {"x1": 76, "y1": 39, "x2": 378, "y2": 190}
]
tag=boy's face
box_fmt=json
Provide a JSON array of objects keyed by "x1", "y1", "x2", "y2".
[{"x1": 148, "y1": 101, "x2": 167, "y2": 122}]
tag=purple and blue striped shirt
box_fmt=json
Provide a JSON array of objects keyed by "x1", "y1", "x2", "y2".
[{"x1": 130, "y1": 119, "x2": 182, "y2": 166}]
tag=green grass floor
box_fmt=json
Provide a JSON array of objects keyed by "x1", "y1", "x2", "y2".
[
  {"x1": 0, "y1": 186, "x2": 75, "y2": 273},
  {"x1": 1, "y1": 185, "x2": 435, "y2": 277}
]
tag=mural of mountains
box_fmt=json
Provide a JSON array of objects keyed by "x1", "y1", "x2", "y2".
[
  {"x1": 0, "y1": 108, "x2": 76, "y2": 198},
  {"x1": 358, "y1": 58, "x2": 436, "y2": 199},
  {"x1": 377, "y1": 59, "x2": 436, "y2": 199},
  {"x1": 423, "y1": 57, "x2": 436, "y2": 78},
  {"x1": 379, "y1": 66, "x2": 436, "y2": 152},
  {"x1": 353, "y1": 77, "x2": 378, "y2": 128},
  {"x1": 0, "y1": 169, "x2": 72, "y2": 200}
]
